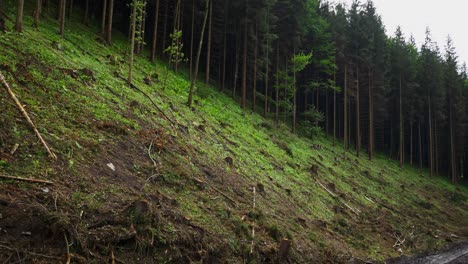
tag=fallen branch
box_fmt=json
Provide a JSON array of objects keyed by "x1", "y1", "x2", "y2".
[
  {"x1": 0, "y1": 174, "x2": 54, "y2": 184},
  {"x1": 64, "y1": 233, "x2": 71, "y2": 264},
  {"x1": 0, "y1": 71, "x2": 57, "y2": 160},
  {"x1": 116, "y1": 74, "x2": 176, "y2": 127},
  {"x1": 194, "y1": 177, "x2": 237, "y2": 207},
  {"x1": 10, "y1": 143, "x2": 19, "y2": 155},
  {"x1": 316, "y1": 180, "x2": 360, "y2": 216}
]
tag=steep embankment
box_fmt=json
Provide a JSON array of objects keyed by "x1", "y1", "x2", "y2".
[{"x1": 0, "y1": 9, "x2": 467, "y2": 264}]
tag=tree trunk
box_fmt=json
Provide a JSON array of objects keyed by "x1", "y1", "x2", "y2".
[
  {"x1": 241, "y1": 6, "x2": 248, "y2": 109},
  {"x1": 170, "y1": 0, "x2": 181, "y2": 70},
  {"x1": 106, "y1": 0, "x2": 114, "y2": 44},
  {"x1": 101, "y1": 0, "x2": 107, "y2": 37},
  {"x1": 252, "y1": 24, "x2": 258, "y2": 110},
  {"x1": 418, "y1": 121, "x2": 422, "y2": 170},
  {"x1": 326, "y1": 90, "x2": 329, "y2": 134},
  {"x1": 69, "y1": 0, "x2": 73, "y2": 18},
  {"x1": 399, "y1": 73, "x2": 404, "y2": 168},
  {"x1": 15, "y1": 0, "x2": 24, "y2": 33},
  {"x1": 410, "y1": 122, "x2": 413, "y2": 165},
  {"x1": 34, "y1": 0, "x2": 42, "y2": 28},
  {"x1": 205, "y1": 0, "x2": 213, "y2": 85},
  {"x1": 60, "y1": 0, "x2": 66, "y2": 36},
  {"x1": 128, "y1": 1, "x2": 137, "y2": 85},
  {"x1": 188, "y1": 0, "x2": 210, "y2": 107},
  {"x1": 136, "y1": 2, "x2": 145, "y2": 54},
  {"x1": 356, "y1": 66, "x2": 360, "y2": 157},
  {"x1": 221, "y1": 0, "x2": 228, "y2": 91},
  {"x1": 333, "y1": 69, "x2": 336, "y2": 146},
  {"x1": 368, "y1": 69, "x2": 373, "y2": 160},
  {"x1": 428, "y1": 97, "x2": 434, "y2": 176},
  {"x1": 189, "y1": 0, "x2": 194, "y2": 76},
  {"x1": 83, "y1": 0, "x2": 89, "y2": 25},
  {"x1": 161, "y1": 0, "x2": 168, "y2": 55},
  {"x1": 292, "y1": 47, "x2": 296, "y2": 133},
  {"x1": 434, "y1": 117, "x2": 438, "y2": 176},
  {"x1": 449, "y1": 100, "x2": 456, "y2": 184},
  {"x1": 344, "y1": 64, "x2": 348, "y2": 150},
  {"x1": 233, "y1": 37, "x2": 240, "y2": 97},
  {"x1": 274, "y1": 41, "x2": 279, "y2": 122},
  {"x1": 150, "y1": 0, "x2": 160, "y2": 62}
]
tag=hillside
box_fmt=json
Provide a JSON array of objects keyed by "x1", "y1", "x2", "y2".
[{"x1": 1, "y1": 7, "x2": 468, "y2": 264}]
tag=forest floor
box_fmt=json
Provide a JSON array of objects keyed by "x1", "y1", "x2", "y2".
[{"x1": 0, "y1": 5, "x2": 467, "y2": 264}]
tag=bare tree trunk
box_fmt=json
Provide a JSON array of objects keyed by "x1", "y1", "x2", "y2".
[
  {"x1": 410, "y1": 122, "x2": 413, "y2": 165},
  {"x1": 189, "y1": 0, "x2": 194, "y2": 77},
  {"x1": 356, "y1": 67, "x2": 360, "y2": 157},
  {"x1": 241, "y1": 5, "x2": 248, "y2": 108},
  {"x1": 263, "y1": 21, "x2": 270, "y2": 118},
  {"x1": 221, "y1": 0, "x2": 228, "y2": 91},
  {"x1": 15, "y1": 0, "x2": 24, "y2": 32},
  {"x1": 106, "y1": 0, "x2": 114, "y2": 44},
  {"x1": 252, "y1": 24, "x2": 258, "y2": 110},
  {"x1": 292, "y1": 47, "x2": 296, "y2": 133},
  {"x1": 188, "y1": 0, "x2": 210, "y2": 107},
  {"x1": 128, "y1": 1, "x2": 137, "y2": 85},
  {"x1": 418, "y1": 121, "x2": 422, "y2": 170},
  {"x1": 101, "y1": 0, "x2": 107, "y2": 37},
  {"x1": 428, "y1": 97, "x2": 434, "y2": 176},
  {"x1": 161, "y1": 0, "x2": 168, "y2": 55},
  {"x1": 233, "y1": 37, "x2": 240, "y2": 97},
  {"x1": 449, "y1": 101, "x2": 456, "y2": 184},
  {"x1": 60, "y1": 0, "x2": 66, "y2": 36},
  {"x1": 83, "y1": 0, "x2": 89, "y2": 25},
  {"x1": 69, "y1": 0, "x2": 73, "y2": 18},
  {"x1": 150, "y1": 0, "x2": 160, "y2": 62},
  {"x1": 205, "y1": 0, "x2": 213, "y2": 85},
  {"x1": 333, "y1": 69, "x2": 337, "y2": 146},
  {"x1": 344, "y1": 65, "x2": 348, "y2": 150},
  {"x1": 33, "y1": 0, "x2": 42, "y2": 28},
  {"x1": 435, "y1": 118, "x2": 438, "y2": 176},
  {"x1": 368, "y1": 69, "x2": 373, "y2": 160},
  {"x1": 399, "y1": 73, "x2": 404, "y2": 168},
  {"x1": 274, "y1": 41, "x2": 279, "y2": 122},
  {"x1": 326, "y1": 90, "x2": 329, "y2": 134}
]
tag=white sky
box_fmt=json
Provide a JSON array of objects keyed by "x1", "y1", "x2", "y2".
[{"x1": 331, "y1": 0, "x2": 468, "y2": 67}]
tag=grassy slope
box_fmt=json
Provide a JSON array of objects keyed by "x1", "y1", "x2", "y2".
[{"x1": 0, "y1": 5, "x2": 467, "y2": 263}]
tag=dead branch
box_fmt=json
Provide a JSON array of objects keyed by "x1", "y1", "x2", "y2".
[
  {"x1": 115, "y1": 74, "x2": 176, "y2": 127},
  {"x1": 10, "y1": 143, "x2": 19, "y2": 155},
  {"x1": 194, "y1": 177, "x2": 238, "y2": 207},
  {"x1": 148, "y1": 141, "x2": 158, "y2": 167},
  {"x1": 0, "y1": 174, "x2": 54, "y2": 184},
  {"x1": 316, "y1": 180, "x2": 360, "y2": 216},
  {"x1": 0, "y1": 71, "x2": 57, "y2": 160},
  {"x1": 64, "y1": 233, "x2": 71, "y2": 264},
  {"x1": 393, "y1": 233, "x2": 406, "y2": 248}
]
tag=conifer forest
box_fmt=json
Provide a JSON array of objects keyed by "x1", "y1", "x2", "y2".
[{"x1": 0, "y1": 0, "x2": 467, "y2": 263}]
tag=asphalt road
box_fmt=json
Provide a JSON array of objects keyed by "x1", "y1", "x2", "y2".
[{"x1": 388, "y1": 242, "x2": 468, "y2": 264}]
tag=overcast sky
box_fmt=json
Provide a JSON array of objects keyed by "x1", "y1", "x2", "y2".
[{"x1": 331, "y1": 0, "x2": 468, "y2": 67}]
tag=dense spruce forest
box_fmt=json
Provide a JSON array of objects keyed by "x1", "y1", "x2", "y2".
[
  {"x1": 5, "y1": 0, "x2": 468, "y2": 184},
  {"x1": 1, "y1": 0, "x2": 468, "y2": 262}
]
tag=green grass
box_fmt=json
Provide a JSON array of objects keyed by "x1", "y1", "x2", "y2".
[{"x1": 0, "y1": 4, "x2": 467, "y2": 262}]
